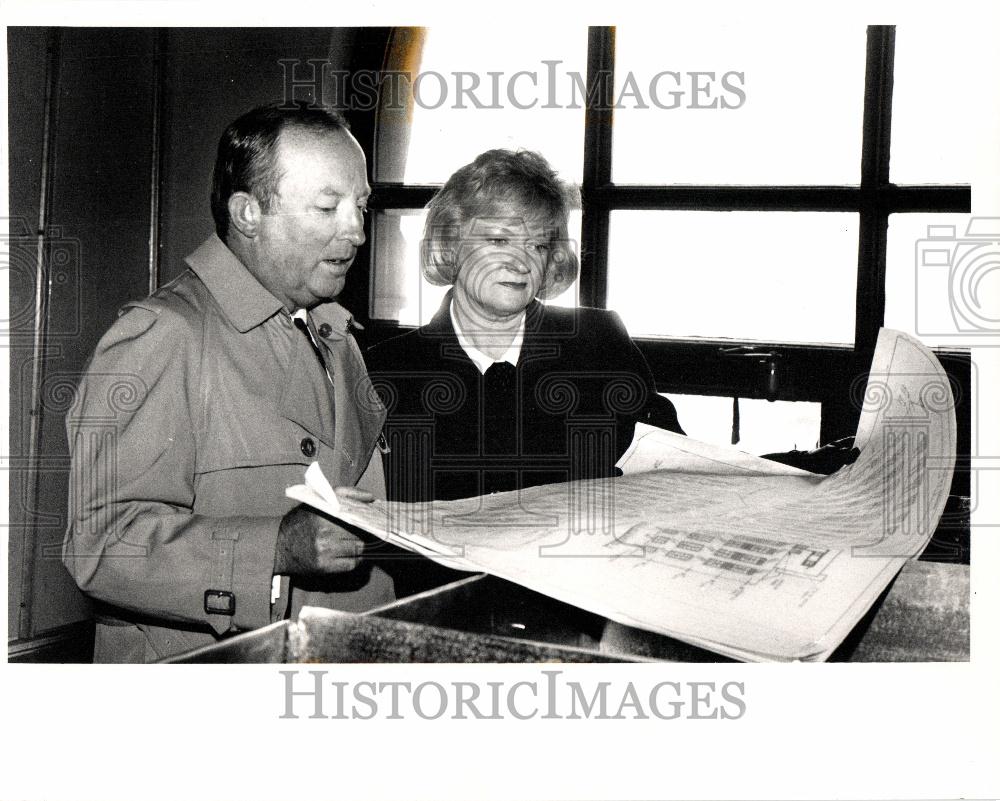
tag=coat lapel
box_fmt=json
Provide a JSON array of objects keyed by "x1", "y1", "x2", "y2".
[
  {"x1": 322, "y1": 333, "x2": 386, "y2": 486},
  {"x1": 276, "y1": 331, "x2": 338, "y2": 450}
]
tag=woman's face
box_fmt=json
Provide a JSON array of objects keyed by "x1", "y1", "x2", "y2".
[{"x1": 451, "y1": 204, "x2": 554, "y2": 320}]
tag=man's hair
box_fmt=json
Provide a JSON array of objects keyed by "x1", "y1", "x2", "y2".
[
  {"x1": 420, "y1": 149, "x2": 580, "y2": 300},
  {"x1": 211, "y1": 102, "x2": 350, "y2": 241}
]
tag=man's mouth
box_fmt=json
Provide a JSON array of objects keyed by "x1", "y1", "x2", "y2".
[{"x1": 322, "y1": 255, "x2": 353, "y2": 270}]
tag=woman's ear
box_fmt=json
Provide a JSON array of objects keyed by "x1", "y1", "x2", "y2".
[
  {"x1": 227, "y1": 192, "x2": 261, "y2": 239},
  {"x1": 538, "y1": 239, "x2": 580, "y2": 300},
  {"x1": 540, "y1": 264, "x2": 575, "y2": 300}
]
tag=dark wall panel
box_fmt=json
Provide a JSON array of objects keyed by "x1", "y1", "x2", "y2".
[
  {"x1": 158, "y1": 28, "x2": 345, "y2": 283},
  {"x1": 27, "y1": 28, "x2": 157, "y2": 634},
  {"x1": 7, "y1": 27, "x2": 50, "y2": 641}
]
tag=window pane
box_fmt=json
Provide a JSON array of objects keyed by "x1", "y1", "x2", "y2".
[
  {"x1": 371, "y1": 209, "x2": 446, "y2": 325},
  {"x1": 891, "y1": 24, "x2": 1000, "y2": 184},
  {"x1": 372, "y1": 209, "x2": 581, "y2": 325},
  {"x1": 885, "y1": 213, "x2": 998, "y2": 349},
  {"x1": 667, "y1": 393, "x2": 821, "y2": 454},
  {"x1": 612, "y1": 25, "x2": 866, "y2": 185},
  {"x1": 376, "y1": 26, "x2": 588, "y2": 184},
  {"x1": 607, "y1": 211, "x2": 858, "y2": 343}
]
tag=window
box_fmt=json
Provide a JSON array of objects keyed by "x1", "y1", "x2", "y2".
[
  {"x1": 607, "y1": 211, "x2": 858, "y2": 343},
  {"x1": 374, "y1": 27, "x2": 588, "y2": 184},
  {"x1": 368, "y1": 25, "x2": 973, "y2": 450},
  {"x1": 668, "y1": 393, "x2": 822, "y2": 454},
  {"x1": 612, "y1": 25, "x2": 866, "y2": 186},
  {"x1": 890, "y1": 24, "x2": 1000, "y2": 185}
]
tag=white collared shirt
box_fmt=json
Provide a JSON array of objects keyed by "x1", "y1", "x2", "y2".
[{"x1": 450, "y1": 299, "x2": 525, "y2": 374}]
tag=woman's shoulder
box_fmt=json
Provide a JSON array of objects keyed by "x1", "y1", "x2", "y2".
[
  {"x1": 536, "y1": 303, "x2": 631, "y2": 341},
  {"x1": 365, "y1": 322, "x2": 458, "y2": 372},
  {"x1": 366, "y1": 328, "x2": 420, "y2": 370}
]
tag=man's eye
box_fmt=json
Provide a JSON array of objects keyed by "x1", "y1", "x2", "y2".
[
  {"x1": 488, "y1": 237, "x2": 509, "y2": 245},
  {"x1": 532, "y1": 242, "x2": 550, "y2": 253},
  {"x1": 317, "y1": 206, "x2": 335, "y2": 213}
]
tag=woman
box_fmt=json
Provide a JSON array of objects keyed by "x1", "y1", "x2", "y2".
[
  {"x1": 366, "y1": 149, "x2": 684, "y2": 504},
  {"x1": 366, "y1": 149, "x2": 856, "y2": 603}
]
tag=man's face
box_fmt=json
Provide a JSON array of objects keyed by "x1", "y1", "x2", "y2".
[
  {"x1": 452, "y1": 207, "x2": 552, "y2": 321},
  {"x1": 253, "y1": 126, "x2": 370, "y2": 310}
]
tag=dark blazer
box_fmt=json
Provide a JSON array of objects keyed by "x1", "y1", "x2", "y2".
[{"x1": 366, "y1": 291, "x2": 683, "y2": 503}]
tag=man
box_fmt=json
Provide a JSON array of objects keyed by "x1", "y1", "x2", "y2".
[{"x1": 63, "y1": 103, "x2": 394, "y2": 662}]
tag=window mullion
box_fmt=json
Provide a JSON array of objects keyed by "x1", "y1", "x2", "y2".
[
  {"x1": 854, "y1": 25, "x2": 896, "y2": 355},
  {"x1": 579, "y1": 25, "x2": 614, "y2": 308}
]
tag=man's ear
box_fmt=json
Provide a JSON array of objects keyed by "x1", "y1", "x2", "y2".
[{"x1": 227, "y1": 192, "x2": 261, "y2": 238}]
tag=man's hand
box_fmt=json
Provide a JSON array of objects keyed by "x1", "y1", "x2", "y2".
[{"x1": 274, "y1": 488, "x2": 375, "y2": 576}]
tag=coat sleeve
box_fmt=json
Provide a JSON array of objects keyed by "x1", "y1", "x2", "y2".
[
  {"x1": 63, "y1": 303, "x2": 279, "y2": 635},
  {"x1": 603, "y1": 309, "x2": 686, "y2": 436}
]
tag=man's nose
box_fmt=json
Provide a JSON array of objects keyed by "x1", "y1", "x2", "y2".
[{"x1": 339, "y1": 208, "x2": 366, "y2": 247}]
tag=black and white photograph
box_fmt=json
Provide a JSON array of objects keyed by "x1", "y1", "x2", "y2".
[{"x1": 3, "y1": 1, "x2": 999, "y2": 799}]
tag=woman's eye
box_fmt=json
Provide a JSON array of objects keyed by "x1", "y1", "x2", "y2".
[
  {"x1": 357, "y1": 206, "x2": 369, "y2": 215},
  {"x1": 488, "y1": 237, "x2": 508, "y2": 245},
  {"x1": 533, "y1": 243, "x2": 550, "y2": 253}
]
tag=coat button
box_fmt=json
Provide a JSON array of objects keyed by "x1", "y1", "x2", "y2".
[
  {"x1": 317, "y1": 323, "x2": 332, "y2": 338},
  {"x1": 300, "y1": 437, "x2": 316, "y2": 457}
]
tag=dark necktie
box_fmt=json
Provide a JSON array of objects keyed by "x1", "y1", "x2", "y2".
[{"x1": 293, "y1": 312, "x2": 333, "y2": 385}]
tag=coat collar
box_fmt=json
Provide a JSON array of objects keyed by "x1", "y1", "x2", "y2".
[
  {"x1": 185, "y1": 235, "x2": 356, "y2": 335},
  {"x1": 310, "y1": 301, "x2": 356, "y2": 341},
  {"x1": 185, "y1": 235, "x2": 283, "y2": 333}
]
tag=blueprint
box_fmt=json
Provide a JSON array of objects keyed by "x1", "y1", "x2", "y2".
[{"x1": 287, "y1": 329, "x2": 957, "y2": 661}]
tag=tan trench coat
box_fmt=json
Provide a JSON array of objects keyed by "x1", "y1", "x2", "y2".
[{"x1": 63, "y1": 236, "x2": 393, "y2": 662}]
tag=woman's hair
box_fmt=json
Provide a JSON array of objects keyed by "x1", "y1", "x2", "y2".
[{"x1": 420, "y1": 149, "x2": 580, "y2": 300}]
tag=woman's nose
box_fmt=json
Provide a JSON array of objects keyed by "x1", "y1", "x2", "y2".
[{"x1": 504, "y1": 251, "x2": 532, "y2": 273}]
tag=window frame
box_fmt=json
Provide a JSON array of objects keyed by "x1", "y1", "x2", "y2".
[{"x1": 361, "y1": 25, "x2": 971, "y2": 447}]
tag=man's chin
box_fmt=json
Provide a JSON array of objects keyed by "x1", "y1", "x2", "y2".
[{"x1": 311, "y1": 280, "x2": 347, "y2": 305}]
